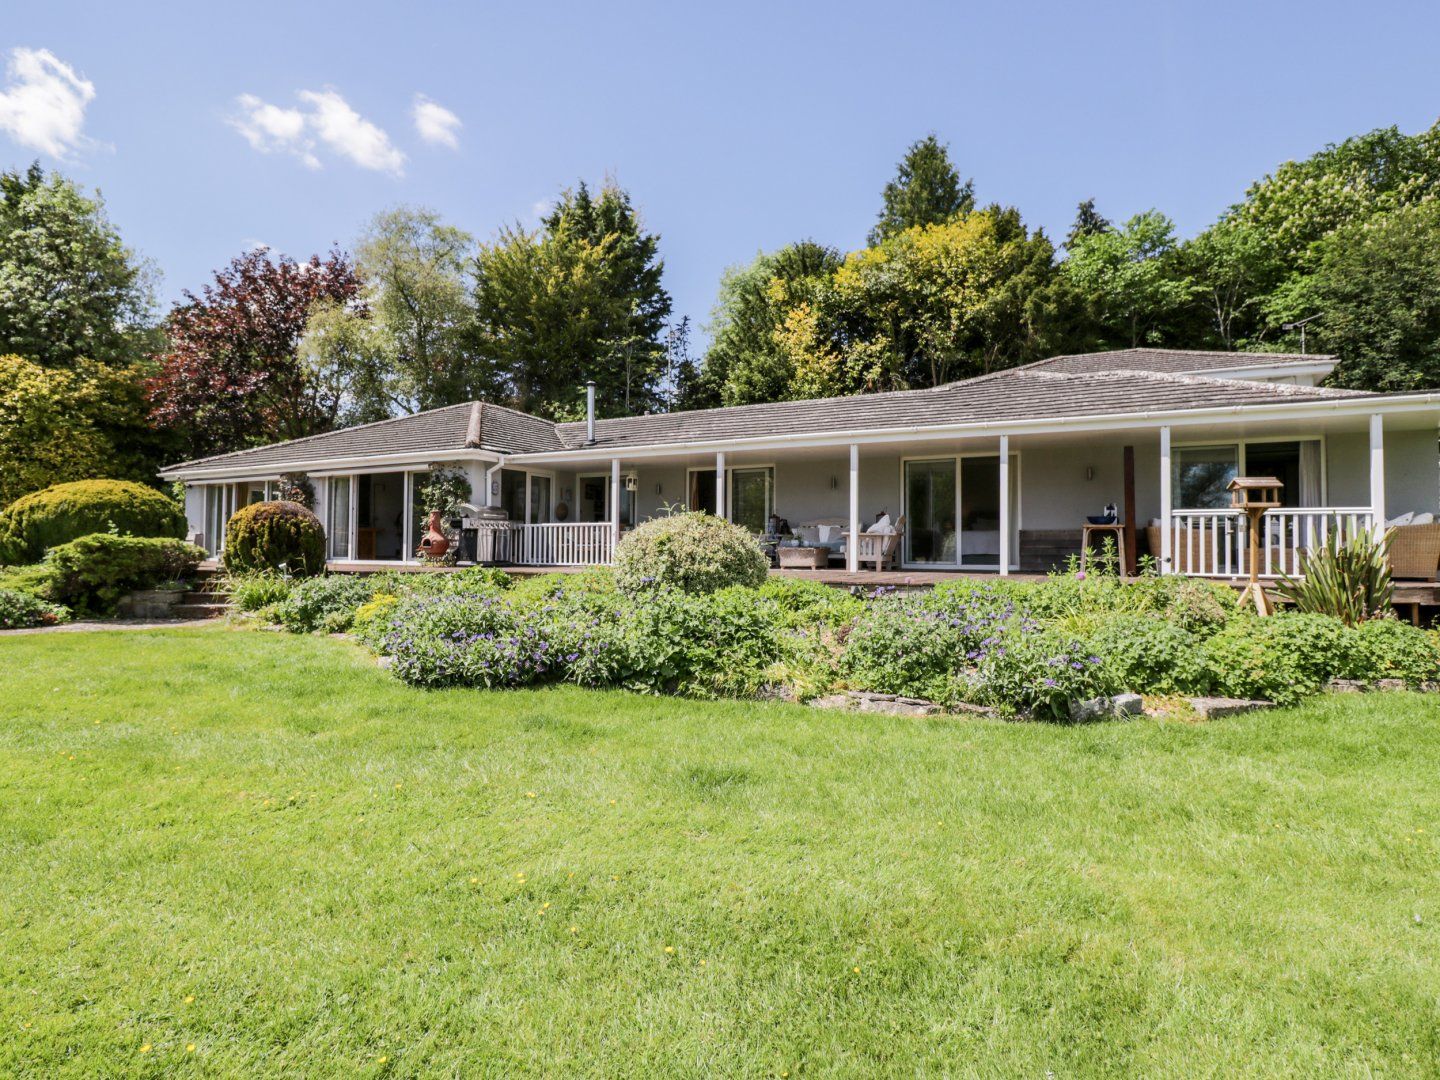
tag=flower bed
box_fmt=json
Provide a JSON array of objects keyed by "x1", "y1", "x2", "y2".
[{"x1": 234, "y1": 565, "x2": 1440, "y2": 718}]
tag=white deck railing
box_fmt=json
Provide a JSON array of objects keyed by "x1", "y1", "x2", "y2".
[
  {"x1": 479, "y1": 522, "x2": 616, "y2": 566},
  {"x1": 1169, "y1": 508, "x2": 1374, "y2": 578}
]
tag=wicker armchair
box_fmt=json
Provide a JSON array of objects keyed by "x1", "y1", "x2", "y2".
[{"x1": 1387, "y1": 522, "x2": 1440, "y2": 580}]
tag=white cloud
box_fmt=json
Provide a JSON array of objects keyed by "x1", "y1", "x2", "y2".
[
  {"x1": 412, "y1": 94, "x2": 461, "y2": 149},
  {"x1": 299, "y1": 89, "x2": 405, "y2": 175},
  {"x1": 230, "y1": 94, "x2": 319, "y2": 168},
  {"x1": 0, "y1": 47, "x2": 95, "y2": 158},
  {"x1": 229, "y1": 88, "x2": 404, "y2": 175},
  {"x1": 530, "y1": 199, "x2": 553, "y2": 221}
]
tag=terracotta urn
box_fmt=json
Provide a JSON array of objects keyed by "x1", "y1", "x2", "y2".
[{"x1": 418, "y1": 510, "x2": 451, "y2": 559}]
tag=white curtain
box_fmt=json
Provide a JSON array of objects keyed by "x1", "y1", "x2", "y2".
[{"x1": 1300, "y1": 441, "x2": 1323, "y2": 507}]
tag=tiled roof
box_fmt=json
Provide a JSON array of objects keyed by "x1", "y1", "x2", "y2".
[
  {"x1": 1015, "y1": 348, "x2": 1335, "y2": 376},
  {"x1": 164, "y1": 401, "x2": 562, "y2": 473},
  {"x1": 550, "y1": 369, "x2": 1370, "y2": 451},
  {"x1": 165, "y1": 351, "x2": 1371, "y2": 474}
]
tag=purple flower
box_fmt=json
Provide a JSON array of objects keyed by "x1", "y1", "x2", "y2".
[{"x1": 1075, "y1": 571, "x2": 1087, "y2": 581}]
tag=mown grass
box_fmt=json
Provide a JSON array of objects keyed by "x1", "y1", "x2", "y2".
[{"x1": 0, "y1": 625, "x2": 1437, "y2": 1077}]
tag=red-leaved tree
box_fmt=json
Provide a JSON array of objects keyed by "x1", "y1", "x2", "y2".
[{"x1": 147, "y1": 247, "x2": 364, "y2": 458}]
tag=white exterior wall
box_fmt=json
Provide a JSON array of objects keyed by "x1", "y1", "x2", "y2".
[
  {"x1": 1327, "y1": 429, "x2": 1439, "y2": 518},
  {"x1": 183, "y1": 484, "x2": 206, "y2": 546}
]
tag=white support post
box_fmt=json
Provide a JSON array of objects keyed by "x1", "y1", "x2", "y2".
[
  {"x1": 611, "y1": 458, "x2": 622, "y2": 546},
  {"x1": 1370, "y1": 413, "x2": 1386, "y2": 536},
  {"x1": 715, "y1": 451, "x2": 727, "y2": 520},
  {"x1": 1159, "y1": 426, "x2": 1173, "y2": 574},
  {"x1": 998, "y1": 435, "x2": 1011, "y2": 576},
  {"x1": 847, "y1": 443, "x2": 860, "y2": 573},
  {"x1": 402, "y1": 471, "x2": 414, "y2": 562}
]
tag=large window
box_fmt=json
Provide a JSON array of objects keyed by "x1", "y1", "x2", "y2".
[
  {"x1": 1173, "y1": 440, "x2": 1320, "y2": 508},
  {"x1": 1174, "y1": 445, "x2": 1239, "y2": 510},
  {"x1": 578, "y1": 475, "x2": 635, "y2": 525},
  {"x1": 729, "y1": 468, "x2": 773, "y2": 534}
]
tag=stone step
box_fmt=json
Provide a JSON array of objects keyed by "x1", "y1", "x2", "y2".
[{"x1": 173, "y1": 602, "x2": 230, "y2": 619}]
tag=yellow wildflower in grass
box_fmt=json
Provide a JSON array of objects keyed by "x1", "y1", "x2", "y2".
[
  {"x1": 184, "y1": 994, "x2": 195, "y2": 1003},
  {"x1": 525, "y1": 791, "x2": 536, "y2": 798},
  {"x1": 698, "y1": 959, "x2": 706, "y2": 967},
  {"x1": 664, "y1": 946, "x2": 675, "y2": 954},
  {"x1": 186, "y1": 1043, "x2": 196, "y2": 1053},
  {"x1": 470, "y1": 876, "x2": 479, "y2": 884},
  {"x1": 139, "y1": 1043, "x2": 152, "y2": 1053},
  {"x1": 570, "y1": 926, "x2": 578, "y2": 934},
  {"x1": 378, "y1": 1055, "x2": 388, "y2": 1063},
  {"x1": 853, "y1": 966, "x2": 861, "y2": 974}
]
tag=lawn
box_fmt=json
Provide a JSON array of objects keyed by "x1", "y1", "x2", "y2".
[{"x1": 1, "y1": 627, "x2": 1437, "y2": 1077}]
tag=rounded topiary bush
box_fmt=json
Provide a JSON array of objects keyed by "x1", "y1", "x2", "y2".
[
  {"x1": 0, "y1": 479, "x2": 185, "y2": 564},
  {"x1": 612, "y1": 511, "x2": 768, "y2": 595},
  {"x1": 223, "y1": 501, "x2": 326, "y2": 577}
]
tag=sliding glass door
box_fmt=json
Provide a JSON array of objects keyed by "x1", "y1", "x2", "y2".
[
  {"x1": 326, "y1": 476, "x2": 353, "y2": 560},
  {"x1": 904, "y1": 459, "x2": 958, "y2": 566},
  {"x1": 903, "y1": 456, "x2": 1017, "y2": 570}
]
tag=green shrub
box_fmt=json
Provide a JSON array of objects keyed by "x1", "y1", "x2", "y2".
[
  {"x1": 1347, "y1": 618, "x2": 1440, "y2": 685},
  {"x1": 613, "y1": 511, "x2": 768, "y2": 595},
  {"x1": 0, "y1": 479, "x2": 185, "y2": 564},
  {"x1": 1086, "y1": 615, "x2": 1209, "y2": 695},
  {"x1": 1138, "y1": 576, "x2": 1237, "y2": 635},
  {"x1": 1203, "y1": 613, "x2": 1359, "y2": 705},
  {"x1": 227, "y1": 572, "x2": 296, "y2": 612},
  {"x1": 352, "y1": 592, "x2": 402, "y2": 647},
  {"x1": 271, "y1": 574, "x2": 378, "y2": 633},
  {"x1": 223, "y1": 501, "x2": 326, "y2": 577},
  {"x1": 43, "y1": 534, "x2": 206, "y2": 616},
  {"x1": 0, "y1": 563, "x2": 58, "y2": 599},
  {"x1": 839, "y1": 591, "x2": 1018, "y2": 702},
  {"x1": 967, "y1": 628, "x2": 1118, "y2": 721},
  {"x1": 0, "y1": 588, "x2": 68, "y2": 629},
  {"x1": 383, "y1": 584, "x2": 809, "y2": 699},
  {"x1": 757, "y1": 577, "x2": 865, "y2": 629}
]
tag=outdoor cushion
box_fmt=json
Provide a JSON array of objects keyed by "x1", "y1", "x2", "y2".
[
  {"x1": 1387, "y1": 511, "x2": 1415, "y2": 527},
  {"x1": 1412, "y1": 512, "x2": 1435, "y2": 525},
  {"x1": 866, "y1": 514, "x2": 896, "y2": 535}
]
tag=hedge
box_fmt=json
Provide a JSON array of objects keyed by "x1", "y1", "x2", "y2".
[{"x1": 0, "y1": 480, "x2": 184, "y2": 564}]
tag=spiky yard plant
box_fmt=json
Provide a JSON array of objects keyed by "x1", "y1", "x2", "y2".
[{"x1": 1277, "y1": 528, "x2": 1393, "y2": 626}]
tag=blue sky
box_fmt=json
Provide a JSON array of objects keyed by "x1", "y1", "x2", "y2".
[{"x1": 3, "y1": 0, "x2": 1439, "y2": 346}]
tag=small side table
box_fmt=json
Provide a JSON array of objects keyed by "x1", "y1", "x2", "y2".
[{"x1": 1080, "y1": 522, "x2": 1128, "y2": 572}]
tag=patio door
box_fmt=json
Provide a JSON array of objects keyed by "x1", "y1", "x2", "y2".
[
  {"x1": 904, "y1": 459, "x2": 958, "y2": 566},
  {"x1": 326, "y1": 476, "x2": 353, "y2": 560},
  {"x1": 903, "y1": 455, "x2": 1018, "y2": 570}
]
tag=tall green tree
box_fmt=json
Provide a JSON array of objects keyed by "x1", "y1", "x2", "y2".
[
  {"x1": 1062, "y1": 210, "x2": 1198, "y2": 348},
  {"x1": 469, "y1": 181, "x2": 672, "y2": 419},
  {"x1": 0, "y1": 354, "x2": 168, "y2": 505},
  {"x1": 1064, "y1": 198, "x2": 1111, "y2": 250},
  {"x1": 353, "y1": 206, "x2": 477, "y2": 412},
  {"x1": 1228, "y1": 120, "x2": 1440, "y2": 266},
  {"x1": 1281, "y1": 202, "x2": 1440, "y2": 391},
  {"x1": 699, "y1": 240, "x2": 843, "y2": 407},
  {"x1": 0, "y1": 163, "x2": 156, "y2": 370},
  {"x1": 835, "y1": 206, "x2": 1059, "y2": 389},
  {"x1": 869, "y1": 135, "x2": 975, "y2": 245}
]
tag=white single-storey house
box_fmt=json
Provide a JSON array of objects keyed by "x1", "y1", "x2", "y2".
[{"x1": 160, "y1": 349, "x2": 1440, "y2": 581}]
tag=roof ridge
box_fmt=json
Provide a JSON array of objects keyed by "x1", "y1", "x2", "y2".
[{"x1": 1061, "y1": 368, "x2": 1370, "y2": 397}]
